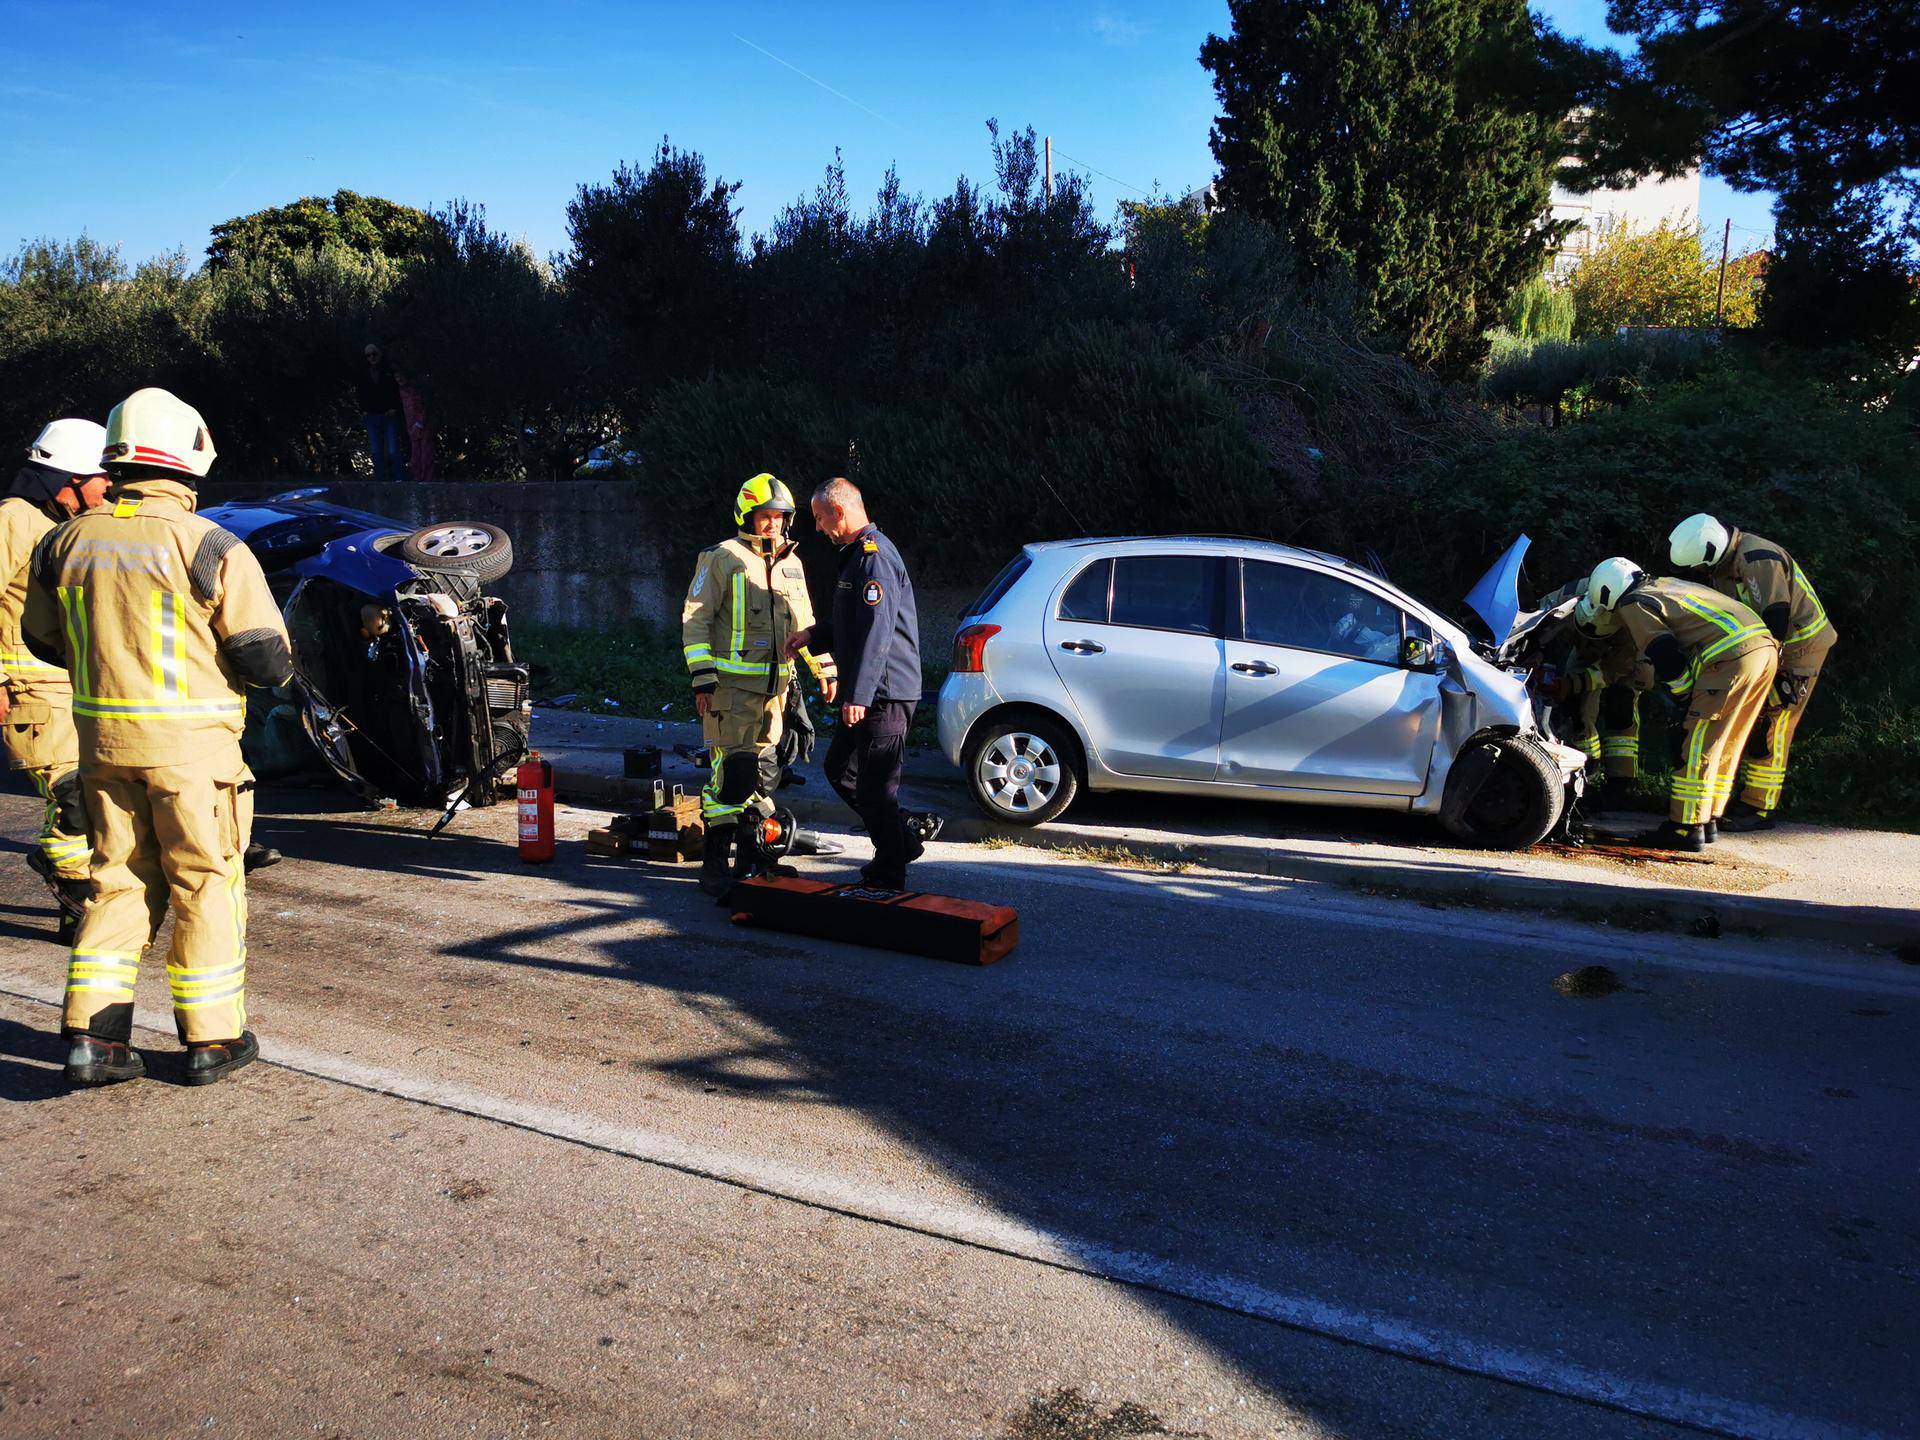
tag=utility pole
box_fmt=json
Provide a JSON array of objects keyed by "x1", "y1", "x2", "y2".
[
  {"x1": 1713, "y1": 216, "x2": 1732, "y2": 325},
  {"x1": 1044, "y1": 136, "x2": 1053, "y2": 203}
]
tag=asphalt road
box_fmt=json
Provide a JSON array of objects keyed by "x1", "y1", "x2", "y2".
[{"x1": 0, "y1": 785, "x2": 1914, "y2": 1440}]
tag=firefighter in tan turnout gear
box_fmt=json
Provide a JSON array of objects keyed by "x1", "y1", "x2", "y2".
[
  {"x1": 1536, "y1": 575, "x2": 1653, "y2": 812},
  {"x1": 1586, "y1": 558, "x2": 1778, "y2": 853},
  {"x1": 20, "y1": 389, "x2": 292, "y2": 1087},
  {"x1": 1669, "y1": 514, "x2": 1836, "y2": 831},
  {"x1": 681, "y1": 473, "x2": 835, "y2": 898},
  {"x1": 3, "y1": 420, "x2": 112, "y2": 941}
]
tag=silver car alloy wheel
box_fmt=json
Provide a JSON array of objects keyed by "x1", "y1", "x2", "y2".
[
  {"x1": 413, "y1": 524, "x2": 494, "y2": 558},
  {"x1": 977, "y1": 731, "x2": 1062, "y2": 815}
]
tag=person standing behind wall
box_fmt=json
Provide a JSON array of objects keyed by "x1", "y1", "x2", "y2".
[
  {"x1": 355, "y1": 342, "x2": 409, "y2": 482},
  {"x1": 394, "y1": 367, "x2": 436, "y2": 483},
  {"x1": 787, "y1": 478, "x2": 928, "y2": 892}
]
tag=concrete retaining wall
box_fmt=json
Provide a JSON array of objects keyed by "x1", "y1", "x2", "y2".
[{"x1": 196, "y1": 479, "x2": 982, "y2": 654}]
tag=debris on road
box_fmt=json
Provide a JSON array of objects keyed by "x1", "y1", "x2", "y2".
[{"x1": 1553, "y1": 964, "x2": 1625, "y2": 998}]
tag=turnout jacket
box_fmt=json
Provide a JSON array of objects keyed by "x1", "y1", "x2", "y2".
[
  {"x1": 1704, "y1": 529, "x2": 1835, "y2": 674},
  {"x1": 813, "y1": 524, "x2": 920, "y2": 708},
  {"x1": 0, "y1": 496, "x2": 69, "y2": 702},
  {"x1": 681, "y1": 533, "x2": 832, "y2": 699},
  {"x1": 1613, "y1": 576, "x2": 1776, "y2": 699},
  {"x1": 21, "y1": 478, "x2": 292, "y2": 766}
]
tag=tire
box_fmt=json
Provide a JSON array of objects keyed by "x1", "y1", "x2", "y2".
[
  {"x1": 964, "y1": 714, "x2": 1082, "y2": 827},
  {"x1": 398, "y1": 521, "x2": 513, "y2": 584},
  {"x1": 1440, "y1": 735, "x2": 1566, "y2": 850}
]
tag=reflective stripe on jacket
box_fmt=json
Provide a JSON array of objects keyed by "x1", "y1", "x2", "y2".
[
  {"x1": 0, "y1": 497, "x2": 69, "y2": 699},
  {"x1": 1706, "y1": 529, "x2": 1835, "y2": 670},
  {"x1": 1615, "y1": 576, "x2": 1776, "y2": 697},
  {"x1": 680, "y1": 534, "x2": 831, "y2": 698},
  {"x1": 21, "y1": 478, "x2": 292, "y2": 766}
]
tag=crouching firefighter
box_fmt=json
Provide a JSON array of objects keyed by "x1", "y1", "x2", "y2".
[
  {"x1": 3, "y1": 420, "x2": 112, "y2": 941},
  {"x1": 1668, "y1": 513, "x2": 1836, "y2": 831},
  {"x1": 1586, "y1": 558, "x2": 1777, "y2": 853},
  {"x1": 681, "y1": 473, "x2": 835, "y2": 899},
  {"x1": 1537, "y1": 575, "x2": 1652, "y2": 812},
  {"x1": 21, "y1": 389, "x2": 293, "y2": 1086}
]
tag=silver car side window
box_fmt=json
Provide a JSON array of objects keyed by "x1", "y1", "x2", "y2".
[
  {"x1": 1058, "y1": 559, "x2": 1112, "y2": 622},
  {"x1": 1109, "y1": 555, "x2": 1216, "y2": 636},
  {"x1": 1243, "y1": 561, "x2": 1406, "y2": 665}
]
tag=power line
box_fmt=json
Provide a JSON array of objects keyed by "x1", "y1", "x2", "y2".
[
  {"x1": 730, "y1": 33, "x2": 909, "y2": 134},
  {"x1": 1050, "y1": 146, "x2": 1152, "y2": 197}
]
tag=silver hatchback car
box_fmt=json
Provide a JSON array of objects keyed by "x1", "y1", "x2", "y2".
[{"x1": 937, "y1": 537, "x2": 1587, "y2": 849}]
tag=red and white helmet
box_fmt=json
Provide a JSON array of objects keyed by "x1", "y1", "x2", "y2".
[
  {"x1": 101, "y1": 387, "x2": 216, "y2": 479},
  {"x1": 26, "y1": 417, "x2": 107, "y2": 477}
]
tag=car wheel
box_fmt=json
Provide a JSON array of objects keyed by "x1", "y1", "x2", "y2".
[
  {"x1": 399, "y1": 521, "x2": 514, "y2": 583},
  {"x1": 965, "y1": 715, "x2": 1081, "y2": 826},
  {"x1": 1440, "y1": 735, "x2": 1566, "y2": 850}
]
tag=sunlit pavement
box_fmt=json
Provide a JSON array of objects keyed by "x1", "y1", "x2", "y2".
[{"x1": 1, "y1": 785, "x2": 1913, "y2": 1439}]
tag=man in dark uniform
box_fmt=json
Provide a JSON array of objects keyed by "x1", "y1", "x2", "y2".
[{"x1": 786, "y1": 477, "x2": 930, "y2": 890}]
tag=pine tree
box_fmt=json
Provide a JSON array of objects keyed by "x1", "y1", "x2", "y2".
[{"x1": 1200, "y1": 0, "x2": 1567, "y2": 371}]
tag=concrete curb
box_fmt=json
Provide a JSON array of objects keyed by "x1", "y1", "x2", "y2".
[{"x1": 550, "y1": 763, "x2": 1920, "y2": 954}]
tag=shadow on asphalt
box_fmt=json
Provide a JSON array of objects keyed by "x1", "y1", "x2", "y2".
[{"x1": 0, "y1": 1013, "x2": 67, "y2": 1103}]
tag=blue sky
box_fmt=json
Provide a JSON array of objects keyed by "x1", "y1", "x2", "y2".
[{"x1": 0, "y1": 0, "x2": 1774, "y2": 268}]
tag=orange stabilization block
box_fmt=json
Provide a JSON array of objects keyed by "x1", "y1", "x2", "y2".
[{"x1": 729, "y1": 877, "x2": 1018, "y2": 966}]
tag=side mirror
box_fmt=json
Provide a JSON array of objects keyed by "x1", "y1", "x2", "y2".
[{"x1": 1403, "y1": 635, "x2": 1453, "y2": 672}]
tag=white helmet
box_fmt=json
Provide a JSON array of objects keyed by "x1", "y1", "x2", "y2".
[
  {"x1": 1669, "y1": 513, "x2": 1730, "y2": 569},
  {"x1": 101, "y1": 387, "x2": 216, "y2": 480},
  {"x1": 1573, "y1": 595, "x2": 1618, "y2": 638},
  {"x1": 26, "y1": 418, "x2": 107, "y2": 477},
  {"x1": 1586, "y1": 557, "x2": 1644, "y2": 612}
]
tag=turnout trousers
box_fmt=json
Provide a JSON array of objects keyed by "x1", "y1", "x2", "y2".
[
  {"x1": 1670, "y1": 648, "x2": 1777, "y2": 826},
  {"x1": 3, "y1": 697, "x2": 89, "y2": 881},
  {"x1": 63, "y1": 750, "x2": 254, "y2": 1045},
  {"x1": 700, "y1": 688, "x2": 784, "y2": 827},
  {"x1": 1573, "y1": 683, "x2": 1643, "y2": 780},
  {"x1": 1737, "y1": 637, "x2": 1834, "y2": 815},
  {"x1": 825, "y1": 700, "x2": 914, "y2": 887}
]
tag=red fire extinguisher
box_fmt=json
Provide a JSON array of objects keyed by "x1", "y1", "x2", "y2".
[{"x1": 517, "y1": 750, "x2": 555, "y2": 863}]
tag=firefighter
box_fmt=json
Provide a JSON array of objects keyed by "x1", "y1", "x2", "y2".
[
  {"x1": 3, "y1": 420, "x2": 111, "y2": 940},
  {"x1": 681, "y1": 473, "x2": 835, "y2": 898},
  {"x1": 20, "y1": 389, "x2": 292, "y2": 1086},
  {"x1": 1668, "y1": 514, "x2": 1836, "y2": 830},
  {"x1": 1586, "y1": 558, "x2": 1778, "y2": 852},
  {"x1": 1537, "y1": 576, "x2": 1652, "y2": 811}
]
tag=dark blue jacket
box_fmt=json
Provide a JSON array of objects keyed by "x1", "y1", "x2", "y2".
[{"x1": 815, "y1": 523, "x2": 920, "y2": 706}]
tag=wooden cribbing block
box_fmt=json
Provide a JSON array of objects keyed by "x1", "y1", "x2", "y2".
[{"x1": 729, "y1": 877, "x2": 1018, "y2": 965}]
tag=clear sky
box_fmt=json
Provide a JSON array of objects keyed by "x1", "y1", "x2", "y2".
[{"x1": 0, "y1": 0, "x2": 1774, "y2": 269}]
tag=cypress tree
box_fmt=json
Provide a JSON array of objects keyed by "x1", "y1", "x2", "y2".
[{"x1": 1201, "y1": 0, "x2": 1567, "y2": 371}]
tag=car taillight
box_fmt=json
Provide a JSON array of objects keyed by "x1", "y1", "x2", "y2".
[{"x1": 951, "y1": 623, "x2": 1000, "y2": 674}]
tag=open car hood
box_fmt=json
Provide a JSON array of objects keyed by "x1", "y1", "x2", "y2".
[{"x1": 1464, "y1": 535, "x2": 1529, "y2": 645}]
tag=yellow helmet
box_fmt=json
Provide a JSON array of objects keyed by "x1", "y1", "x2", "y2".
[
  {"x1": 101, "y1": 387, "x2": 216, "y2": 480},
  {"x1": 733, "y1": 472, "x2": 794, "y2": 529}
]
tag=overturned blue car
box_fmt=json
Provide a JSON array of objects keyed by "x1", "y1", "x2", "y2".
[{"x1": 201, "y1": 490, "x2": 530, "y2": 810}]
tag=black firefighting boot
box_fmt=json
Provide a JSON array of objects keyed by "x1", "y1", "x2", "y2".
[
  {"x1": 243, "y1": 843, "x2": 283, "y2": 873},
  {"x1": 1717, "y1": 799, "x2": 1777, "y2": 833},
  {"x1": 1703, "y1": 819, "x2": 1719, "y2": 843},
  {"x1": 65, "y1": 1034, "x2": 146, "y2": 1086},
  {"x1": 699, "y1": 825, "x2": 737, "y2": 900},
  {"x1": 1638, "y1": 821, "x2": 1706, "y2": 853},
  {"x1": 184, "y1": 1031, "x2": 259, "y2": 1086},
  {"x1": 1596, "y1": 776, "x2": 1635, "y2": 814}
]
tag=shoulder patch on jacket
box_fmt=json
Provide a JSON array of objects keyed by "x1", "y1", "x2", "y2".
[
  {"x1": 862, "y1": 579, "x2": 884, "y2": 606},
  {"x1": 190, "y1": 527, "x2": 240, "y2": 605},
  {"x1": 862, "y1": 538, "x2": 878, "y2": 554}
]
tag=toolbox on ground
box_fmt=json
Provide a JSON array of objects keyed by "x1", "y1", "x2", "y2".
[
  {"x1": 586, "y1": 782, "x2": 705, "y2": 862},
  {"x1": 729, "y1": 877, "x2": 1018, "y2": 965}
]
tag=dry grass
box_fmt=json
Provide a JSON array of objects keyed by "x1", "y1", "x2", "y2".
[{"x1": 980, "y1": 835, "x2": 1192, "y2": 874}]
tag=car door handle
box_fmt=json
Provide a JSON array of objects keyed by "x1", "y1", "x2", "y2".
[
  {"x1": 1231, "y1": 660, "x2": 1278, "y2": 676},
  {"x1": 1059, "y1": 640, "x2": 1106, "y2": 655}
]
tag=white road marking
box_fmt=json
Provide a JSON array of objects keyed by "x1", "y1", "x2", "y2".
[{"x1": 0, "y1": 973, "x2": 1894, "y2": 1440}]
